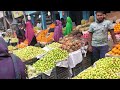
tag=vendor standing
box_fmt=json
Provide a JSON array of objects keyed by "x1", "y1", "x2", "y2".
[
  {"x1": 16, "y1": 23, "x2": 26, "y2": 44},
  {"x1": 88, "y1": 11, "x2": 117, "y2": 64},
  {"x1": 64, "y1": 17, "x2": 73, "y2": 36},
  {"x1": 16, "y1": 17, "x2": 26, "y2": 44},
  {"x1": 25, "y1": 16, "x2": 37, "y2": 46},
  {"x1": 54, "y1": 20, "x2": 63, "y2": 42},
  {"x1": 60, "y1": 18, "x2": 66, "y2": 28},
  {"x1": 17, "y1": 17, "x2": 25, "y2": 29},
  {"x1": 36, "y1": 19, "x2": 42, "y2": 29}
]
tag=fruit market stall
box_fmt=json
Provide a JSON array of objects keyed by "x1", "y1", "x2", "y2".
[
  {"x1": 4, "y1": 37, "x2": 18, "y2": 46},
  {"x1": 106, "y1": 42, "x2": 120, "y2": 57},
  {"x1": 13, "y1": 46, "x2": 46, "y2": 64},
  {"x1": 36, "y1": 29, "x2": 54, "y2": 44},
  {"x1": 22, "y1": 26, "x2": 91, "y2": 79},
  {"x1": 72, "y1": 57, "x2": 120, "y2": 79},
  {"x1": 26, "y1": 48, "x2": 69, "y2": 79},
  {"x1": 25, "y1": 38, "x2": 90, "y2": 79},
  {"x1": 106, "y1": 20, "x2": 120, "y2": 57},
  {"x1": 5, "y1": 17, "x2": 94, "y2": 79}
]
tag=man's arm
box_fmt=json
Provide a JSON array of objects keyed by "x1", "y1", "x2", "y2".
[
  {"x1": 88, "y1": 32, "x2": 93, "y2": 52},
  {"x1": 109, "y1": 29, "x2": 117, "y2": 44},
  {"x1": 88, "y1": 24, "x2": 93, "y2": 52},
  {"x1": 88, "y1": 32, "x2": 92, "y2": 46},
  {"x1": 108, "y1": 20, "x2": 117, "y2": 45}
]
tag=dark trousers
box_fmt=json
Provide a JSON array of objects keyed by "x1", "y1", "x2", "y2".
[{"x1": 91, "y1": 45, "x2": 109, "y2": 64}]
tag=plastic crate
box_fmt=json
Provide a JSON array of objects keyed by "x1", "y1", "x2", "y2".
[
  {"x1": 55, "y1": 67, "x2": 70, "y2": 79},
  {"x1": 72, "y1": 62, "x2": 83, "y2": 77},
  {"x1": 42, "y1": 68, "x2": 57, "y2": 79}
]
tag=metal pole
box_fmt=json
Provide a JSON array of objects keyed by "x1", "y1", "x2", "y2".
[
  {"x1": 82, "y1": 11, "x2": 87, "y2": 20},
  {"x1": 3, "y1": 11, "x2": 7, "y2": 30},
  {"x1": 94, "y1": 11, "x2": 96, "y2": 21},
  {"x1": 23, "y1": 11, "x2": 27, "y2": 23},
  {"x1": 41, "y1": 11, "x2": 47, "y2": 30}
]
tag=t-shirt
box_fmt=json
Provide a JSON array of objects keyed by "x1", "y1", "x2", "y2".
[
  {"x1": 88, "y1": 20, "x2": 113, "y2": 46},
  {"x1": 37, "y1": 23, "x2": 42, "y2": 29}
]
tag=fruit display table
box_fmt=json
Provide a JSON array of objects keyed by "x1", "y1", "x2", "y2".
[
  {"x1": 25, "y1": 39, "x2": 89, "y2": 79},
  {"x1": 26, "y1": 45, "x2": 88, "y2": 79}
]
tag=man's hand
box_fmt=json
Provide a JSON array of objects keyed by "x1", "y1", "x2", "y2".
[
  {"x1": 112, "y1": 42, "x2": 118, "y2": 48},
  {"x1": 88, "y1": 45, "x2": 92, "y2": 52},
  {"x1": 110, "y1": 30, "x2": 118, "y2": 46}
]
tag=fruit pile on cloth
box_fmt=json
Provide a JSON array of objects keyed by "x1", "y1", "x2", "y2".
[
  {"x1": 106, "y1": 42, "x2": 120, "y2": 57},
  {"x1": 32, "y1": 48, "x2": 69, "y2": 76},
  {"x1": 73, "y1": 57, "x2": 120, "y2": 79},
  {"x1": 56, "y1": 49, "x2": 83, "y2": 69},
  {"x1": 13, "y1": 46, "x2": 46, "y2": 62}
]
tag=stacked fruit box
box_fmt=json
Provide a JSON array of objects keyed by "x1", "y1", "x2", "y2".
[{"x1": 106, "y1": 42, "x2": 120, "y2": 58}]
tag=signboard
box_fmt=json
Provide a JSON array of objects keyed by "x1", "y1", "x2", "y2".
[
  {"x1": 25, "y1": 11, "x2": 36, "y2": 15},
  {"x1": 12, "y1": 11, "x2": 24, "y2": 18}
]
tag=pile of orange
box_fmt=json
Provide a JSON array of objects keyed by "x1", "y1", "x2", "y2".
[
  {"x1": 17, "y1": 39, "x2": 28, "y2": 48},
  {"x1": 114, "y1": 23, "x2": 120, "y2": 34},
  {"x1": 49, "y1": 23, "x2": 55, "y2": 28},
  {"x1": 107, "y1": 43, "x2": 120, "y2": 56},
  {"x1": 36, "y1": 29, "x2": 54, "y2": 43}
]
